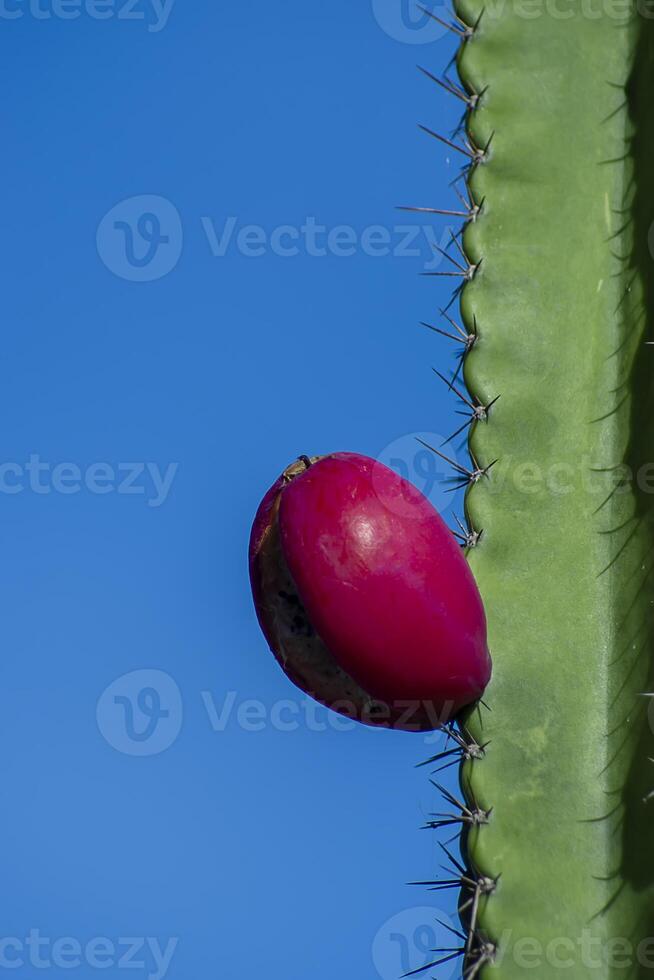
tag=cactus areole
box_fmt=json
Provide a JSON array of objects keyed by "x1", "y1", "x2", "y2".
[{"x1": 249, "y1": 452, "x2": 491, "y2": 731}]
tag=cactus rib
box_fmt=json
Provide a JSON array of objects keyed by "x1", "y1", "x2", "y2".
[
  {"x1": 425, "y1": 0, "x2": 654, "y2": 980},
  {"x1": 411, "y1": 3, "x2": 654, "y2": 976}
]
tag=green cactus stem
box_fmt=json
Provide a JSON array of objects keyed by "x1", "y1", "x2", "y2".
[{"x1": 419, "y1": 5, "x2": 654, "y2": 976}]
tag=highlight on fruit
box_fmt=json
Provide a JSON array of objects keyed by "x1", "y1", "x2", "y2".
[{"x1": 249, "y1": 451, "x2": 491, "y2": 731}]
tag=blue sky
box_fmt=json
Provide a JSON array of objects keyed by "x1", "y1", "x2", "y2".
[{"x1": 0, "y1": 3, "x2": 473, "y2": 978}]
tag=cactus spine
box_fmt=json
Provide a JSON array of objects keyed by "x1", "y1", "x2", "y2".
[{"x1": 418, "y1": 5, "x2": 654, "y2": 976}]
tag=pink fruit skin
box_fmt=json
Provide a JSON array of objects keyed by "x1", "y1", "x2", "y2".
[{"x1": 277, "y1": 453, "x2": 490, "y2": 721}]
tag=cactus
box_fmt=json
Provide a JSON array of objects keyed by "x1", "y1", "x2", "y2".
[{"x1": 414, "y1": 3, "x2": 654, "y2": 976}]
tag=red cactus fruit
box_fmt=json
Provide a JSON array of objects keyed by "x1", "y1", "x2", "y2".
[{"x1": 249, "y1": 452, "x2": 491, "y2": 731}]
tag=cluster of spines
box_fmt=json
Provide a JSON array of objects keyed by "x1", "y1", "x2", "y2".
[
  {"x1": 400, "y1": 14, "x2": 498, "y2": 550},
  {"x1": 406, "y1": 844, "x2": 496, "y2": 979},
  {"x1": 408, "y1": 723, "x2": 496, "y2": 978},
  {"x1": 405, "y1": 3, "x2": 499, "y2": 977}
]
